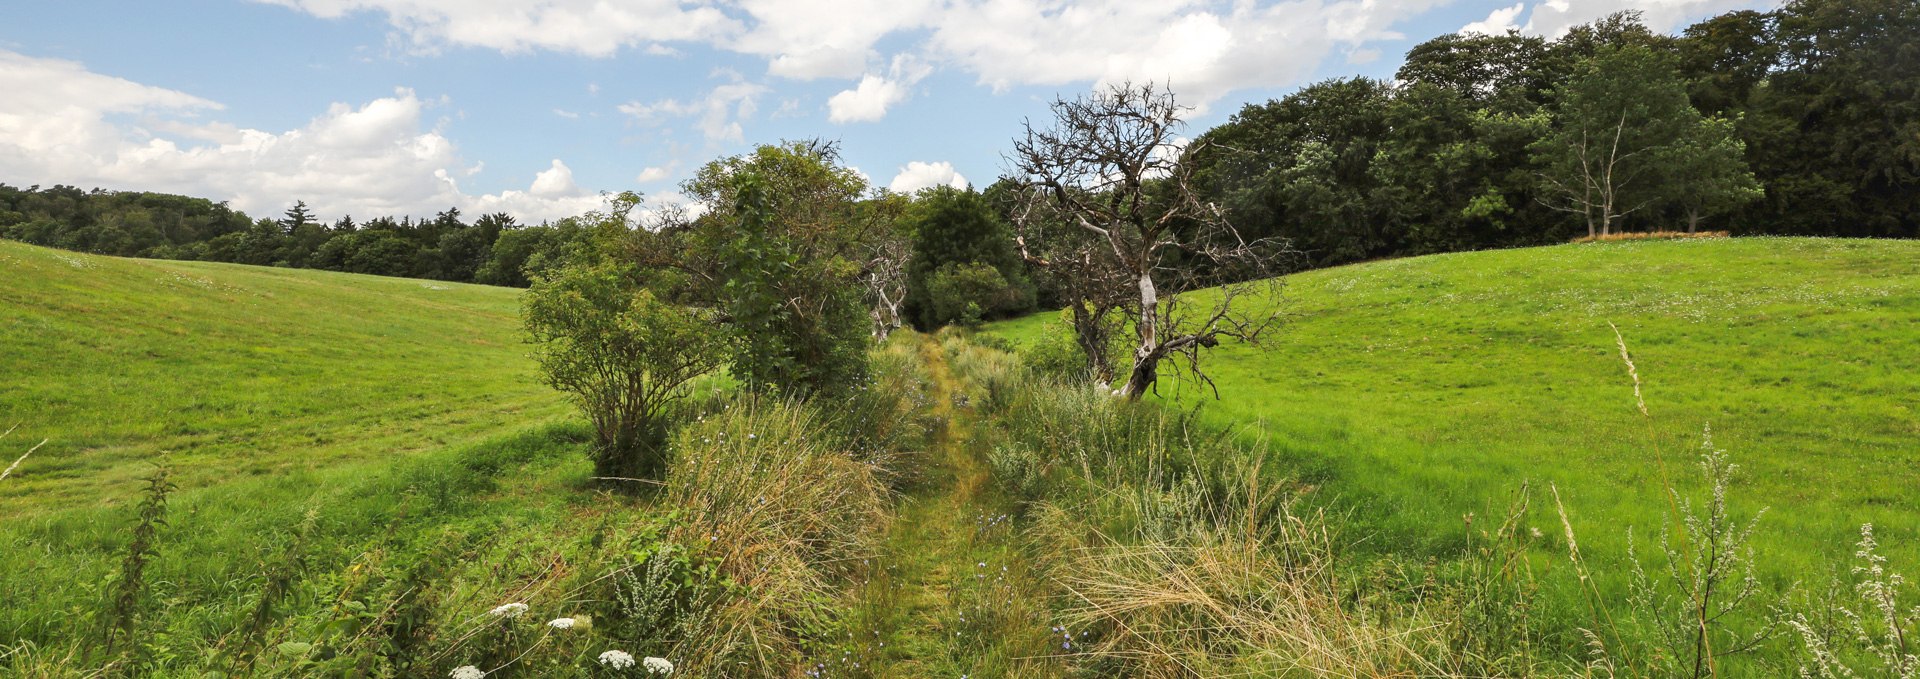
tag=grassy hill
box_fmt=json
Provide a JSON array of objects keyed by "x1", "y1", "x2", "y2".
[
  {"x1": 0, "y1": 240, "x2": 570, "y2": 512},
  {"x1": 985, "y1": 237, "x2": 1920, "y2": 579}
]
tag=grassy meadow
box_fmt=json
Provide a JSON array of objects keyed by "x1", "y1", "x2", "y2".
[
  {"x1": 985, "y1": 237, "x2": 1920, "y2": 592},
  {"x1": 0, "y1": 240, "x2": 942, "y2": 676},
  {"x1": 0, "y1": 240, "x2": 573, "y2": 511}
]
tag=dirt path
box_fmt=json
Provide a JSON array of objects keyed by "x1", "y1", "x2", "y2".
[{"x1": 828, "y1": 336, "x2": 1065, "y2": 678}]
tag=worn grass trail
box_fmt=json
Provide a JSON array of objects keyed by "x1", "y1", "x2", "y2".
[{"x1": 833, "y1": 337, "x2": 1066, "y2": 679}]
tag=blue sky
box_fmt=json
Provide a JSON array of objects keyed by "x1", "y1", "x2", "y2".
[{"x1": 0, "y1": 0, "x2": 1768, "y2": 223}]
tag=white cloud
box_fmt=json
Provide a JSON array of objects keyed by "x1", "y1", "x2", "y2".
[
  {"x1": 259, "y1": 0, "x2": 1771, "y2": 112},
  {"x1": 619, "y1": 77, "x2": 767, "y2": 142},
  {"x1": 257, "y1": 0, "x2": 740, "y2": 57},
  {"x1": 0, "y1": 49, "x2": 603, "y2": 222},
  {"x1": 635, "y1": 165, "x2": 672, "y2": 183},
  {"x1": 1461, "y1": 3, "x2": 1526, "y2": 35},
  {"x1": 552, "y1": 108, "x2": 579, "y2": 119},
  {"x1": 887, "y1": 161, "x2": 967, "y2": 193},
  {"x1": 259, "y1": 0, "x2": 1443, "y2": 111},
  {"x1": 767, "y1": 45, "x2": 873, "y2": 80},
  {"x1": 827, "y1": 55, "x2": 932, "y2": 123},
  {"x1": 528, "y1": 159, "x2": 585, "y2": 198}
]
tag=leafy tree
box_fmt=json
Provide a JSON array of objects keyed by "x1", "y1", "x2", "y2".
[
  {"x1": 523, "y1": 262, "x2": 726, "y2": 481},
  {"x1": 903, "y1": 185, "x2": 1033, "y2": 329},
  {"x1": 1532, "y1": 44, "x2": 1705, "y2": 236},
  {"x1": 708, "y1": 169, "x2": 870, "y2": 396},
  {"x1": 1668, "y1": 115, "x2": 1764, "y2": 232},
  {"x1": 1396, "y1": 31, "x2": 1553, "y2": 113},
  {"x1": 677, "y1": 141, "x2": 878, "y2": 396}
]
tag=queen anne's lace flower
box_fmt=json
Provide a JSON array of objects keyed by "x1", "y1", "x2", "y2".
[
  {"x1": 598, "y1": 650, "x2": 636, "y2": 669},
  {"x1": 546, "y1": 617, "x2": 575, "y2": 630},
  {"x1": 449, "y1": 666, "x2": 485, "y2": 679},
  {"x1": 643, "y1": 656, "x2": 674, "y2": 674},
  {"x1": 489, "y1": 602, "x2": 528, "y2": 618}
]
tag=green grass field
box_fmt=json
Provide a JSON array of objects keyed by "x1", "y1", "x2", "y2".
[
  {"x1": 0, "y1": 240, "x2": 572, "y2": 513},
  {"x1": 985, "y1": 237, "x2": 1920, "y2": 582}
]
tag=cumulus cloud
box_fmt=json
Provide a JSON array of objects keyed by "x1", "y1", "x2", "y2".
[
  {"x1": 887, "y1": 161, "x2": 967, "y2": 193},
  {"x1": 0, "y1": 48, "x2": 603, "y2": 222},
  {"x1": 1462, "y1": 3, "x2": 1526, "y2": 35},
  {"x1": 828, "y1": 55, "x2": 932, "y2": 123},
  {"x1": 634, "y1": 165, "x2": 672, "y2": 183}
]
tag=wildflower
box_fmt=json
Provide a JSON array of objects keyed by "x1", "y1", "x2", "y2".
[
  {"x1": 547, "y1": 617, "x2": 576, "y2": 630},
  {"x1": 450, "y1": 666, "x2": 485, "y2": 679},
  {"x1": 599, "y1": 650, "x2": 636, "y2": 669},
  {"x1": 490, "y1": 602, "x2": 528, "y2": 618},
  {"x1": 643, "y1": 656, "x2": 675, "y2": 674}
]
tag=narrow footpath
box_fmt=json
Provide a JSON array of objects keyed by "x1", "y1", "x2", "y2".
[{"x1": 830, "y1": 336, "x2": 1067, "y2": 678}]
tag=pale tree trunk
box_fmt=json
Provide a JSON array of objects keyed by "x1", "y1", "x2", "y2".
[
  {"x1": 1686, "y1": 209, "x2": 1701, "y2": 234},
  {"x1": 1119, "y1": 271, "x2": 1161, "y2": 400}
]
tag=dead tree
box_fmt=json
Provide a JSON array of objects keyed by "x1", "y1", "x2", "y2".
[
  {"x1": 1011, "y1": 83, "x2": 1289, "y2": 400},
  {"x1": 1008, "y1": 185, "x2": 1127, "y2": 384},
  {"x1": 862, "y1": 234, "x2": 909, "y2": 341}
]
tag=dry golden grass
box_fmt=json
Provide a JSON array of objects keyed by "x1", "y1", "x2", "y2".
[{"x1": 1571, "y1": 230, "x2": 1729, "y2": 243}]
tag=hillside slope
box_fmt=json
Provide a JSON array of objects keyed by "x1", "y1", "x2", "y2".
[
  {"x1": 0, "y1": 240, "x2": 568, "y2": 512},
  {"x1": 986, "y1": 237, "x2": 1920, "y2": 573}
]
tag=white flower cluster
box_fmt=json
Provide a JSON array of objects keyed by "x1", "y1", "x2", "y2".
[
  {"x1": 489, "y1": 602, "x2": 528, "y2": 618},
  {"x1": 449, "y1": 666, "x2": 485, "y2": 679},
  {"x1": 643, "y1": 656, "x2": 675, "y2": 675},
  {"x1": 598, "y1": 650, "x2": 636, "y2": 669},
  {"x1": 547, "y1": 617, "x2": 576, "y2": 630}
]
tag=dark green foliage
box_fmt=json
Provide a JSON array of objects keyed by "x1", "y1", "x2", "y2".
[
  {"x1": 902, "y1": 186, "x2": 1034, "y2": 329},
  {"x1": 1185, "y1": 1, "x2": 1917, "y2": 276}
]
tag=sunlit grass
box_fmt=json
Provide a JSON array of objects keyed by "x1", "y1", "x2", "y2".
[{"x1": 985, "y1": 237, "x2": 1920, "y2": 604}]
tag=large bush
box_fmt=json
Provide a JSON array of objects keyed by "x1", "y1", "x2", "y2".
[{"x1": 523, "y1": 262, "x2": 726, "y2": 480}]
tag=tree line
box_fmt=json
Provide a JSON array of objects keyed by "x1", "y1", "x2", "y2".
[
  {"x1": 0, "y1": 185, "x2": 596, "y2": 287},
  {"x1": 1185, "y1": 0, "x2": 1917, "y2": 269}
]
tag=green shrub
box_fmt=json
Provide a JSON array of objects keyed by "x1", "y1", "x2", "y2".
[
  {"x1": 523, "y1": 262, "x2": 727, "y2": 481},
  {"x1": 924, "y1": 262, "x2": 1028, "y2": 328}
]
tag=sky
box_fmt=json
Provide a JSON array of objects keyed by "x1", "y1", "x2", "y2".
[{"x1": 0, "y1": 0, "x2": 1772, "y2": 224}]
